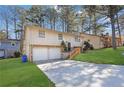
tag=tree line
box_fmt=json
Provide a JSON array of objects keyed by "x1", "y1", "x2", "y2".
[{"x1": 0, "y1": 5, "x2": 124, "y2": 50}]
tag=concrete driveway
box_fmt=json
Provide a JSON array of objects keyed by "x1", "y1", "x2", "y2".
[{"x1": 37, "y1": 60, "x2": 124, "y2": 87}]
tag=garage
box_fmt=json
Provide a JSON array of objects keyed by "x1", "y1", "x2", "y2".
[
  {"x1": 32, "y1": 47, "x2": 61, "y2": 61},
  {"x1": 0, "y1": 50, "x2": 5, "y2": 58},
  {"x1": 49, "y1": 48, "x2": 61, "y2": 59}
]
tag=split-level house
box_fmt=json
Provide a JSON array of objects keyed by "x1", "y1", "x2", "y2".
[
  {"x1": 0, "y1": 39, "x2": 20, "y2": 58},
  {"x1": 23, "y1": 26, "x2": 105, "y2": 62},
  {"x1": 23, "y1": 25, "x2": 122, "y2": 62}
]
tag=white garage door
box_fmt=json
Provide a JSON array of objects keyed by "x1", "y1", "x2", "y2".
[
  {"x1": 32, "y1": 47, "x2": 61, "y2": 61},
  {"x1": 33, "y1": 47, "x2": 48, "y2": 61},
  {"x1": 49, "y1": 48, "x2": 61, "y2": 59},
  {"x1": 0, "y1": 50, "x2": 4, "y2": 57}
]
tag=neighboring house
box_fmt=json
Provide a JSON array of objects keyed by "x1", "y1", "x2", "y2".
[
  {"x1": 0, "y1": 39, "x2": 20, "y2": 58},
  {"x1": 23, "y1": 26, "x2": 104, "y2": 62}
]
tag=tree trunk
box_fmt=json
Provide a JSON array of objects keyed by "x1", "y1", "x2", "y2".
[
  {"x1": 42, "y1": 20, "x2": 45, "y2": 28},
  {"x1": 62, "y1": 20, "x2": 64, "y2": 32},
  {"x1": 64, "y1": 20, "x2": 67, "y2": 32},
  {"x1": 5, "y1": 19, "x2": 9, "y2": 39},
  {"x1": 89, "y1": 15, "x2": 92, "y2": 34},
  {"x1": 14, "y1": 18, "x2": 17, "y2": 40},
  {"x1": 53, "y1": 18, "x2": 56, "y2": 30},
  {"x1": 20, "y1": 23, "x2": 24, "y2": 54},
  {"x1": 20, "y1": 30, "x2": 23, "y2": 54},
  {"x1": 50, "y1": 20, "x2": 53, "y2": 29},
  {"x1": 39, "y1": 18, "x2": 42, "y2": 27},
  {"x1": 93, "y1": 12, "x2": 97, "y2": 35},
  {"x1": 110, "y1": 15, "x2": 117, "y2": 49},
  {"x1": 81, "y1": 21, "x2": 84, "y2": 32},
  {"x1": 116, "y1": 13, "x2": 122, "y2": 45}
]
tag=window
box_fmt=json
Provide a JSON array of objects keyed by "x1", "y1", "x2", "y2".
[
  {"x1": 58, "y1": 34, "x2": 63, "y2": 40},
  {"x1": 75, "y1": 36, "x2": 80, "y2": 42},
  {"x1": 39, "y1": 31, "x2": 45, "y2": 38}
]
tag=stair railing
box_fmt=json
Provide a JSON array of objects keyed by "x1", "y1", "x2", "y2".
[{"x1": 69, "y1": 48, "x2": 80, "y2": 59}]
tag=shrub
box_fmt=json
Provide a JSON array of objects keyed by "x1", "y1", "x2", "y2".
[
  {"x1": 14, "y1": 51, "x2": 21, "y2": 58},
  {"x1": 83, "y1": 41, "x2": 94, "y2": 52},
  {"x1": 90, "y1": 44, "x2": 94, "y2": 50},
  {"x1": 61, "y1": 41, "x2": 68, "y2": 52}
]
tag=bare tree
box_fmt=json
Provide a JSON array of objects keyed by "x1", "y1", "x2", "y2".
[
  {"x1": 9, "y1": 6, "x2": 21, "y2": 39},
  {"x1": 0, "y1": 6, "x2": 11, "y2": 39},
  {"x1": 46, "y1": 7, "x2": 58, "y2": 30}
]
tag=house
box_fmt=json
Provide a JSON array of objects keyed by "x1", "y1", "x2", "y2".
[
  {"x1": 0, "y1": 39, "x2": 20, "y2": 58},
  {"x1": 23, "y1": 25, "x2": 123, "y2": 62},
  {"x1": 23, "y1": 26, "x2": 105, "y2": 62}
]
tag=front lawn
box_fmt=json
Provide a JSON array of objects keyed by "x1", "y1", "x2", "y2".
[
  {"x1": 0, "y1": 58, "x2": 55, "y2": 87},
  {"x1": 74, "y1": 47, "x2": 124, "y2": 65}
]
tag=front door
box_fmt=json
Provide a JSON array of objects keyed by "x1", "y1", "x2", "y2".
[{"x1": 68, "y1": 42, "x2": 71, "y2": 51}]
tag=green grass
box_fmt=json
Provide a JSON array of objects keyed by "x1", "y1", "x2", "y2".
[
  {"x1": 0, "y1": 58, "x2": 55, "y2": 87},
  {"x1": 74, "y1": 47, "x2": 124, "y2": 65}
]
